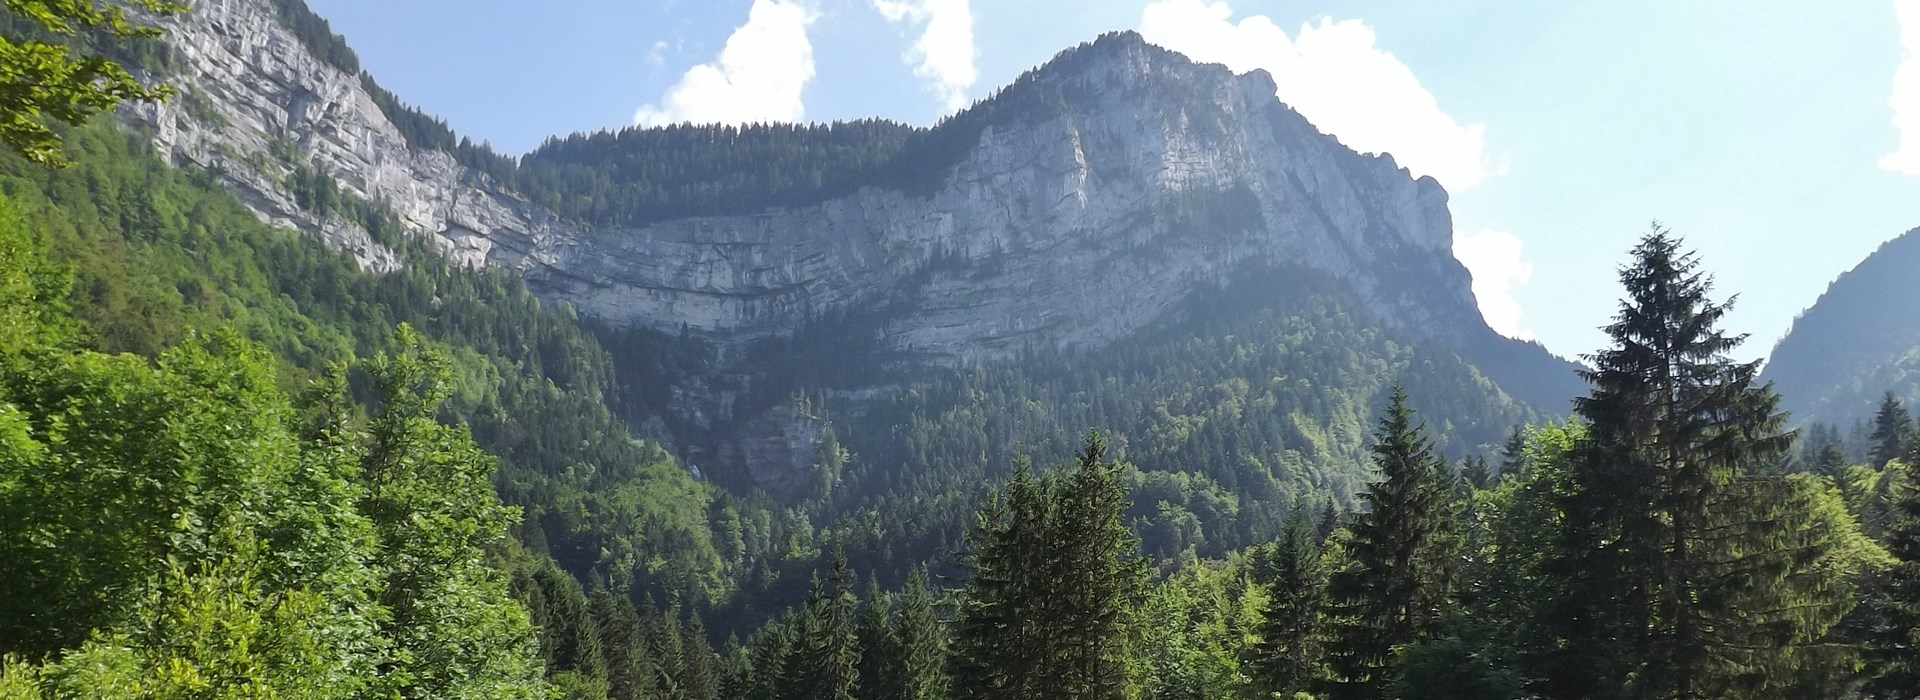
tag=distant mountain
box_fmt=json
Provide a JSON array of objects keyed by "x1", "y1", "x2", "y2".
[
  {"x1": 97, "y1": 0, "x2": 1589, "y2": 608},
  {"x1": 1764, "y1": 226, "x2": 1920, "y2": 427}
]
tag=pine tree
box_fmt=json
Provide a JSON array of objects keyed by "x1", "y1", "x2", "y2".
[
  {"x1": 1461, "y1": 454, "x2": 1495, "y2": 491},
  {"x1": 950, "y1": 459, "x2": 1047, "y2": 699},
  {"x1": 897, "y1": 566, "x2": 949, "y2": 700},
  {"x1": 1318, "y1": 498, "x2": 1340, "y2": 544},
  {"x1": 1500, "y1": 424, "x2": 1530, "y2": 480},
  {"x1": 950, "y1": 434, "x2": 1146, "y2": 700},
  {"x1": 1871, "y1": 391, "x2": 1913, "y2": 468},
  {"x1": 1866, "y1": 462, "x2": 1920, "y2": 696},
  {"x1": 856, "y1": 580, "x2": 902, "y2": 700},
  {"x1": 1045, "y1": 431, "x2": 1150, "y2": 699},
  {"x1": 681, "y1": 610, "x2": 718, "y2": 700},
  {"x1": 1324, "y1": 387, "x2": 1459, "y2": 699},
  {"x1": 1540, "y1": 228, "x2": 1854, "y2": 699},
  {"x1": 1249, "y1": 495, "x2": 1325, "y2": 696},
  {"x1": 746, "y1": 613, "x2": 795, "y2": 700},
  {"x1": 795, "y1": 551, "x2": 861, "y2": 700}
]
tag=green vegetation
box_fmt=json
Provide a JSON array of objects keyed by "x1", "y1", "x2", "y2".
[{"x1": 0, "y1": 0, "x2": 181, "y2": 165}]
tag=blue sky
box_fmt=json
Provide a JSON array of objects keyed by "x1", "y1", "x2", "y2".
[{"x1": 307, "y1": 0, "x2": 1920, "y2": 363}]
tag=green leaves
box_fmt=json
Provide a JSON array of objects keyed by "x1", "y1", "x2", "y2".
[{"x1": 0, "y1": 0, "x2": 184, "y2": 166}]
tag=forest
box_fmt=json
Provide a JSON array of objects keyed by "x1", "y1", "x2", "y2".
[{"x1": 0, "y1": 1, "x2": 1917, "y2": 698}]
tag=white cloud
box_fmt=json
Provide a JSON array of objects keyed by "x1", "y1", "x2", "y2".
[
  {"x1": 646, "y1": 41, "x2": 671, "y2": 69},
  {"x1": 1139, "y1": 0, "x2": 1500, "y2": 192},
  {"x1": 1882, "y1": 0, "x2": 1920, "y2": 174},
  {"x1": 872, "y1": 0, "x2": 979, "y2": 113},
  {"x1": 1453, "y1": 228, "x2": 1534, "y2": 339},
  {"x1": 634, "y1": 0, "x2": 816, "y2": 127}
]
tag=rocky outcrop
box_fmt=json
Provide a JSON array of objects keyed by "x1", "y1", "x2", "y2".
[{"x1": 125, "y1": 0, "x2": 1492, "y2": 368}]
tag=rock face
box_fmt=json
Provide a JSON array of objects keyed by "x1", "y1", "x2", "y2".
[{"x1": 126, "y1": 0, "x2": 1494, "y2": 367}]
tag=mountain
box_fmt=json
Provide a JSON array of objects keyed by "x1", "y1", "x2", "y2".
[
  {"x1": 128, "y1": 0, "x2": 1578, "y2": 463},
  {"x1": 1763, "y1": 226, "x2": 1920, "y2": 427}
]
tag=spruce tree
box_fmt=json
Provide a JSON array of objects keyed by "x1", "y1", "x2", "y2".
[
  {"x1": 1046, "y1": 431, "x2": 1150, "y2": 699},
  {"x1": 1500, "y1": 424, "x2": 1530, "y2": 480},
  {"x1": 950, "y1": 434, "x2": 1146, "y2": 700},
  {"x1": 1866, "y1": 464, "x2": 1920, "y2": 696},
  {"x1": 1324, "y1": 387, "x2": 1459, "y2": 699},
  {"x1": 950, "y1": 459, "x2": 1047, "y2": 699},
  {"x1": 1249, "y1": 495, "x2": 1326, "y2": 696},
  {"x1": 1541, "y1": 228, "x2": 1854, "y2": 699},
  {"x1": 856, "y1": 580, "x2": 902, "y2": 700},
  {"x1": 897, "y1": 566, "x2": 949, "y2": 700},
  {"x1": 1871, "y1": 391, "x2": 1913, "y2": 468},
  {"x1": 1461, "y1": 454, "x2": 1495, "y2": 491},
  {"x1": 795, "y1": 551, "x2": 861, "y2": 700},
  {"x1": 746, "y1": 612, "x2": 795, "y2": 700},
  {"x1": 681, "y1": 610, "x2": 718, "y2": 700}
]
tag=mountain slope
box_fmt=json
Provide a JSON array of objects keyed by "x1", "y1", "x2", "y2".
[
  {"x1": 1764, "y1": 226, "x2": 1920, "y2": 426},
  {"x1": 75, "y1": 0, "x2": 1593, "y2": 622}
]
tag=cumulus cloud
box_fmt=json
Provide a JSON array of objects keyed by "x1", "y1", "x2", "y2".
[
  {"x1": 1883, "y1": 0, "x2": 1920, "y2": 174},
  {"x1": 872, "y1": 0, "x2": 979, "y2": 112},
  {"x1": 634, "y1": 0, "x2": 816, "y2": 127},
  {"x1": 1453, "y1": 229, "x2": 1534, "y2": 339},
  {"x1": 1139, "y1": 0, "x2": 1500, "y2": 192}
]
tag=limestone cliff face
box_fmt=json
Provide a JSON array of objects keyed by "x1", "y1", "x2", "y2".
[{"x1": 124, "y1": 0, "x2": 1493, "y2": 366}]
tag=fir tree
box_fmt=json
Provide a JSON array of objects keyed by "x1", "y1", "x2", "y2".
[
  {"x1": 950, "y1": 459, "x2": 1047, "y2": 699},
  {"x1": 950, "y1": 434, "x2": 1146, "y2": 700},
  {"x1": 856, "y1": 579, "x2": 902, "y2": 700},
  {"x1": 1540, "y1": 227, "x2": 1854, "y2": 699},
  {"x1": 1045, "y1": 431, "x2": 1150, "y2": 699},
  {"x1": 1500, "y1": 424, "x2": 1530, "y2": 480},
  {"x1": 795, "y1": 551, "x2": 861, "y2": 700},
  {"x1": 1866, "y1": 463, "x2": 1920, "y2": 696},
  {"x1": 1249, "y1": 495, "x2": 1326, "y2": 696},
  {"x1": 897, "y1": 566, "x2": 949, "y2": 700},
  {"x1": 746, "y1": 613, "x2": 795, "y2": 700},
  {"x1": 1461, "y1": 454, "x2": 1495, "y2": 491},
  {"x1": 681, "y1": 610, "x2": 718, "y2": 700},
  {"x1": 1324, "y1": 387, "x2": 1459, "y2": 699},
  {"x1": 1871, "y1": 391, "x2": 1913, "y2": 468}
]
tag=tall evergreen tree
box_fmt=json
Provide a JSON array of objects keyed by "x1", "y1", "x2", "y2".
[
  {"x1": 897, "y1": 566, "x2": 949, "y2": 700},
  {"x1": 856, "y1": 580, "x2": 902, "y2": 700},
  {"x1": 589, "y1": 583, "x2": 655, "y2": 700},
  {"x1": 1866, "y1": 462, "x2": 1920, "y2": 696},
  {"x1": 1249, "y1": 495, "x2": 1326, "y2": 696},
  {"x1": 950, "y1": 434, "x2": 1146, "y2": 700},
  {"x1": 1500, "y1": 424, "x2": 1530, "y2": 480},
  {"x1": 1046, "y1": 432, "x2": 1150, "y2": 699},
  {"x1": 794, "y1": 551, "x2": 861, "y2": 700},
  {"x1": 950, "y1": 459, "x2": 1046, "y2": 699},
  {"x1": 1871, "y1": 391, "x2": 1913, "y2": 468},
  {"x1": 1539, "y1": 228, "x2": 1854, "y2": 699},
  {"x1": 1461, "y1": 454, "x2": 1495, "y2": 491},
  {"x1": 1324, "y1": 386, "x2": 1459, "y2": 700},
  {"x1": 681, "y1": 610, "x2": 718, "y2": 700}
]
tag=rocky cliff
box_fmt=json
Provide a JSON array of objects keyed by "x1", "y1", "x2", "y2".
[{"x1": 124, "y1": 0, "x2": 1494, "y2": 367}]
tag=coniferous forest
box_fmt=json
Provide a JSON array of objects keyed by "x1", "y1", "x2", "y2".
[{"x1": 1, "y1": 2, "x2": 1918, "y2": 699}]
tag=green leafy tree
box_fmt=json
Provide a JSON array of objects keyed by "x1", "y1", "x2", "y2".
[
  {"x1": 1324, "y1": 387, "x2": 1459, "y2": 699},
  {"x1": 0, "y1": 0, "x2": 184, "y2": 165}
]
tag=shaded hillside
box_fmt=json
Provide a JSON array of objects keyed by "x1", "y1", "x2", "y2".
[{"x1": 1764, "y1": 226, "x2": 1920, "y2": 426}]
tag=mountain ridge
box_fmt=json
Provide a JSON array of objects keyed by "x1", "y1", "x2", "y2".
[{"x1": 114, "y1": 0, "x2": 1583, "y2": 490}]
